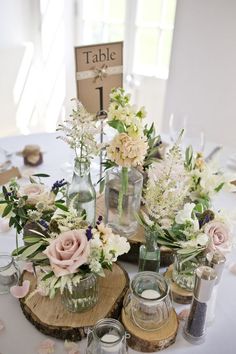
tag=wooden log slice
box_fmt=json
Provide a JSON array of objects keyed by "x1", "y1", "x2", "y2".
[
  {"x1": 19, "y1": 263, "x2": 129, "y2": 341},
  {"x1": 96, "y1": 195, "x2": 174, "y2": 267},
  {"x1": 164, "y1": 265, "x2": 193, "y2": 304},
  {"x1": 121, "y1": 308, "x2": 178, "y2": 352}
]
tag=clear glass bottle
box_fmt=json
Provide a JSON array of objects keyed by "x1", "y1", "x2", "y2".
[
  {"x1": 105, "y1": 166, "x2": 143, "y2": 238},
  {"x1": 183, "y1": 266, "x2": 217, "y2": 344},
  {"x1": 67, "y1": 158, "x2": 96, "y2": 225},
  {"x1": 123, "y1": 271, "x2": 172, "y2": 331},
  {"x1": 86, "y1": 318, "x2": 128, "y2": 354},
  {"x1": 0, "y1": 254, "x2": 20, "y2": 294},
  {"x1": 138, "y1": 229, "x2": 160, "y2": 272},
  {"x1": 61, "y1": 273, "x2": 98, "y2": 313}
]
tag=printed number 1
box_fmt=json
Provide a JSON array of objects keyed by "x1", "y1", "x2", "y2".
[{"x1": 96, "y1": 86, "x2": 104, "y2": 111}]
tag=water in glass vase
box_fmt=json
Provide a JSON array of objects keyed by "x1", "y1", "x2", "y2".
[
  {"x1": 67, "y1": 159, "x2": 96, "y2": 225},
  {"x1": 138, "y1": 230, "x2": 160, "y2": 272}
]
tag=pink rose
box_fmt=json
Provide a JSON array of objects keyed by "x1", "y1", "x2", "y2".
[
  {"x1": 43, "y1": 230, "x2": 90, "y2": 277},
  {"x1": 19, "y1": 183, "x2": 54, "y2": 205},
  {"x1": 204, "y1": 221, "x2": 232, "y2": 254}
]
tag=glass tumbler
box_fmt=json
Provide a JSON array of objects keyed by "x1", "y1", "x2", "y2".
[
  {"x1": 86, "y1": 318, "x2": 128, "y2": 354},
  {"x1": 0, "y1": 254, "x2": 20, "y2": 294},
  {"x1": 123, "y1": 271, "x2": 172, "y2": 331}
]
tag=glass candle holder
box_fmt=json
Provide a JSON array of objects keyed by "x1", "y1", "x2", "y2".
[
  {"x1": 0, "y1": 254, "x2": 20, "y2": 294},
  {"x1": 86, "y1": 318, "x2": 128, "y2": 354},
  {"x1": 123, "y1": 272, "x2": 172, "y2": 331}
]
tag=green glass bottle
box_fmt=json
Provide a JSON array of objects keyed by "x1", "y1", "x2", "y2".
[{"x1": 138, "y1": 229, "x2": 160, "y2": 272}]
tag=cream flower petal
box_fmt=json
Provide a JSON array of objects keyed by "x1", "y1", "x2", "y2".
[
  {"x1": 22, "y1": 262, "x2": 34, "y2": 273},
  {"x1": 0, "y1": 319, "x2": 5, "y2": 331},
  {"x1": 37, "y1": 339, "x2": 55, "y2": 354},
  {"x1": 64, "y1": 340, "x2": 80, "y2": 354},
  {"x1": 178, "y1": 309, "x2": 190, "y2": 321},
  {"x1": 10, "y1": 280, "x2": 30, "y2": 299}
]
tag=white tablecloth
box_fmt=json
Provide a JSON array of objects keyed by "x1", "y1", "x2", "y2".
[{"x1": 0, "y1": 133, "x2": 236, "y2": 354}]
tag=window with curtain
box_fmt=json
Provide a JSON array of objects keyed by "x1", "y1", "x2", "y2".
[{"x1": 75, "y1": 0, "x2": 177, "y2": 79}]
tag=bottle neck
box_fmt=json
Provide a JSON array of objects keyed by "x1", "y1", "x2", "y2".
[
  {"x1": 73, "y1": 158, "x2": 91, "y2": 179},
  {"x1": 145, "y1": 230, "x2": 159, "y2": 251}
]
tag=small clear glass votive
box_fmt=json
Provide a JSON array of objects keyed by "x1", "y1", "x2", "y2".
[
  {"x1": 123, "y1": 271, "x2": 172, "y2": 331},
  {"x1": 86, "y1": 318, "x2": 128, "y2": 354},
  {"x1": 0, "y1": 253, "x2": 20, "y2": 294}
]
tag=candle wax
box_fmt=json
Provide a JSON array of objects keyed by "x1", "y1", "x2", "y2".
[
  {"x1": 101, "y1": 333, "x2": 121, "y2": 352},
  {"x1": 141, "y1": 289, "x2": 160, "y2": 299}
]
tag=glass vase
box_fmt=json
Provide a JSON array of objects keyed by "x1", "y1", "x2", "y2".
[
  {"x1": 172, "y1": 252, "x2": 205, "y2": 291},
  {"x1": 104, "y1": 166, "x2": 143, "y2": 238},
  {"x1": 138, "y1": 229, "x2": 160, "y2": 272},
  {"x1": 123, "y1": 272, "x2": 172, "y2": 331},
  {"x1": 61, "y1": 273, "x2": 98, "y2": 313},
  {"x1": 67, "y1": 158, "x2": 96, "y2": 225},
  {"x1": 86, "y1": 318, "x2": 128, "y2": 354}
]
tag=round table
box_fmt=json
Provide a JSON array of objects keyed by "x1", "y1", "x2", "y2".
[{"x1": 0, "y1": 132, "x2": 236, "y2": 354}]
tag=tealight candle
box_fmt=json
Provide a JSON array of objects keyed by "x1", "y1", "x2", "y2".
[
  {"x1": 101, "y1": 333, "x2": 121, "y2": 353},
  {"x1": 141, "y1": 289, "x2": 160, "y2": 299}
]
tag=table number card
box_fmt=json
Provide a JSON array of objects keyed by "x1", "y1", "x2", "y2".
[{"x1": 75, "y1": 42, "x2": 123, "y2": 113}]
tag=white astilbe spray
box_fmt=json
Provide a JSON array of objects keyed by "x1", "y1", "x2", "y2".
[
  {"x1": 144, "y1": 140, "x2": 191, "y2": 228},
  {"x1": 57, "y1": 99, "x2": 100, "y2": 161}
]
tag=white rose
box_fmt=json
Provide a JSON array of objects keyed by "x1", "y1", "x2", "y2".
[{"x1": 19, "y1": 183, "x2": 54, "y2": 206}]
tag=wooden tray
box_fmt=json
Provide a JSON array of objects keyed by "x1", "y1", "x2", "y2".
[
  {"x1": 97, "y1": 195, "x2": 174, "y2": 267},
  {"x1": 19, "y1": 263, "x2": 129, "y2": 341},
  {"x1": 164, "y1": 265, "x2": 193, "y2": 304},
  {"x1": 122, "y1": 308, "x2": 178, "y2": 352}
]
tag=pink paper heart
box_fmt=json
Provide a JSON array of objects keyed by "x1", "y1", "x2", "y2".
[
  {"x1": 178, "y1": 309, "x2": 190, "y2": 321},
  {"x1": 0, "y1": 319, "x2": 4, "y2": 331},
  {"x1": 0, "y1": 218, "x2": 10, "y2": 232},
  {"x1": 10, "y1": 280, "x2": 30, "y2": 298}
]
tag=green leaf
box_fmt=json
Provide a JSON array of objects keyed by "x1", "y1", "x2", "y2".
[
  {"x1": 42, "y1": 271, "x2": 54, "y2": 281},
  {"x1": 12, "y1": 245, "x2": 29, "y2": 256},
  {"x1": 55, "y1": 203, "x2": 68, "y2": 212},
  {"x1": 0, "y1": 200, "x2": 7, "y2": 204},
  {"x1": 23, "y1": 236, "x2": 44, "y2": 244},
  {"x1": 21, "y1": 242, "x2": 43, "y2": 259},
  {"x1": 32, "y1": 173, "x2": 50, "y2": 178},
  {"x1": 2, "y1": 204, "x2": 12, "y2": 217},
  {"x1": 215, "y1": 182, "x2": 224, "y2": 193},
  {"x1": 108, "y1": 120, "x2": 126, "y2": 133}
]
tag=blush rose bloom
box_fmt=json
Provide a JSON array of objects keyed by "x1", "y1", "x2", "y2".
[
  {"x1": 204, "y1": 220, "x2": 232, "y2": 254},
  {"x1": 43, "y1": 230, "x2": 90, "y2": 277},
  {"x1": 19, "y1": 183, "x2": 54, "y2": 205}
]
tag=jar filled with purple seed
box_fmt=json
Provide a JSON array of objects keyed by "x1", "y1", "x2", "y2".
[{"x1": 183, "y1": 266, "x2": 217, "y2": 344}]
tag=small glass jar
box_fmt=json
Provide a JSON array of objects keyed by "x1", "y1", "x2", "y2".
[
  {"x1": 86, "y1": 318, "x2": 128, "y2": 354},
  {"x1": 61, "y1": 273, "x2": 98, "y2": 313},
  {"x1": 123, "y1": 272, "x2": 172, "y2": 331},
  {"x1": 172, "y1": 252, "x2": 205, "y2": 291},
  {"x1": 0, "y1": 254, "x2": 20, "y2": 294}
]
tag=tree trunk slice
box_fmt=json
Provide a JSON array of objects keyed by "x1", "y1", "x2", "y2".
[
  {"x1": 121, "y1": 308, "x2": 178, "y2": 352},
  {"x1": 19, "y1": 263, "x2": 129, "y2": 341},
  {"x1": 96, "y1": 195, "x2": 174, "y2": 267},
  {"x1": 164, "y1": 265, "x2": 193, "y2": 304}
]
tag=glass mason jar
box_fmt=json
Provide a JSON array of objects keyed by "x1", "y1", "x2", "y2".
[
  {"x1": 123, "y1": 272, "x2": 172, "y2": 331},
  {"x1": 67, "y1": 158, "x2": 96, "y2": 225},
  {"x1": 0, "y1": 254, "x2": 20, "y2": 294},
  {"x1": 86, "y1": 318, "x2": 128, "y2": 354},
  {"x1": 61, "y1": 273, "x2": 98, "y2": 313},
  {"x1": 172, "y1": 252, "x2": 206, "y2": 291},
  {"x1": 105, "y1": 166, "x2": 143, "y2": 238},
  {"x1": 138, "y1": 229, "x2": 160, "y2": 272}
]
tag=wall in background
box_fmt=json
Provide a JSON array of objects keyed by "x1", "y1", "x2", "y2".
[{"x1": 163, "y1": 0, "x2": 236, "y2": 147}]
